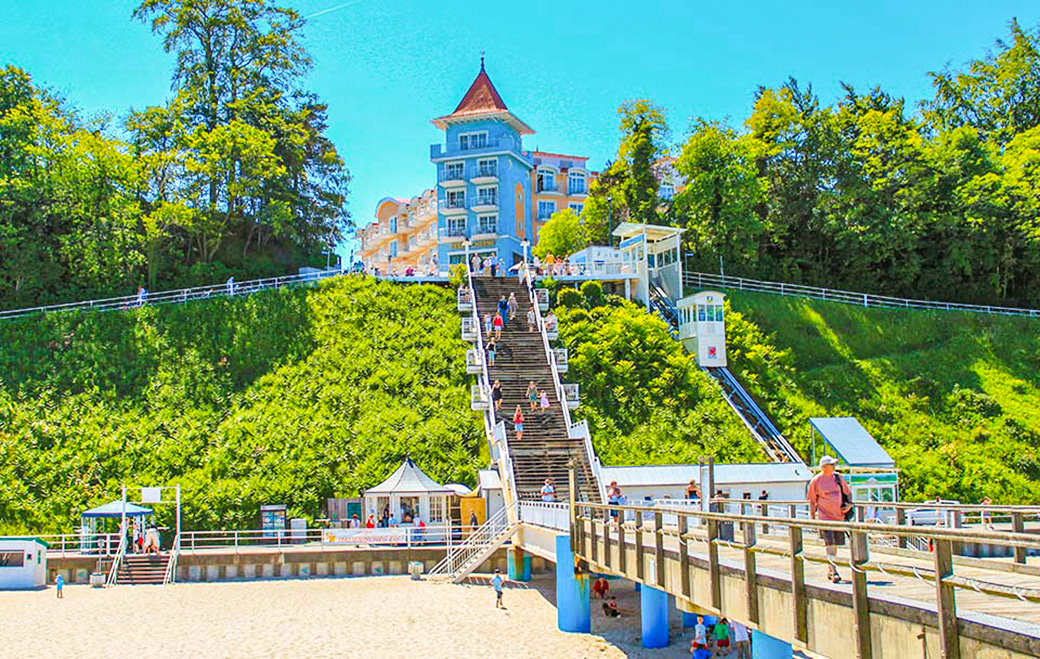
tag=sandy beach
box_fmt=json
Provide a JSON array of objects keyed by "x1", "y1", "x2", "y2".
[{"x1": 1, "y1": 575, "x2": 696, "y2": 659}]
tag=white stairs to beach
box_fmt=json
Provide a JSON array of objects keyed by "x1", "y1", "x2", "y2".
[{"x1": 428, "y1": 504, "x2": 517, "y2": 583}]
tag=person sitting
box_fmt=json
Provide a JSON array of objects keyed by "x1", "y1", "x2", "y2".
[
  {"x1": 592, "y1": 577, "x2": 610, "y2": 600},
  {"x1": 602, "y1": 596, "x2": 622, "y2": 617}
]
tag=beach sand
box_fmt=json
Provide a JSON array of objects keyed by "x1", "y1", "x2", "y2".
[{"x1": 1, "y1": 575, "x2": 696, "y2": 658}]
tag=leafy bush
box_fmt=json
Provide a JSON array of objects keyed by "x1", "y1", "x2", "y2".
[
  {"x1": 580, "y1": 281, "x2": 604, "y2": 307},
  {"x1": 557, "y1": 288, "x2": 584, "y2": 308}
]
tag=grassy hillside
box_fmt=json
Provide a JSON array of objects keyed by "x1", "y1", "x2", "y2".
[
  {"x1": 0, "y1": 277, "x2": 482, "y2": 533},
  {"x1": 723, "y1": 291, "x2": 1040, "y2": 503}
]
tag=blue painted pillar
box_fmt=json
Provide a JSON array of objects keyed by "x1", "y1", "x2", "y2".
[
  {"x1": 640, "y1": 585, "x2": 670, "y2": 648},
  {"x1": 682, "y1": 611, "x2": 699, "y2": 627},
  {"x1": 508, "y1": 548, "x2": 532, "y2": 582},
  {"x1": 555, "y1": 535, "x2": 590, "y2": 633},
  {"x1": 752, "y1": 629, "x2": 793, "y2": 659}
]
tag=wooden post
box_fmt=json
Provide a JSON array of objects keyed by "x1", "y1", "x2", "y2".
[
  {"x1": 895, "y1": 508, "x2": 907, "y2": 549},
  {"x1": 679, "y1": 514, "x2": 691, "y2": 600},
  {"x1": 743, "y1": 519, "x2": 759, "y2": 625},
  {"x1": 602, "y1": 507, "x2": 611, "y2": 569},
  {"x1": 850, "y1": 531, "x2": 873, "y2": 658},
  {"x1": 635, "y1": 510, "x2": 645, "y2": 582},
  {"x1": 707, "y1": 517, "x2": 721, "y2": 609},
  {"x1": 1012, "y1": 512, "x2": 1026, "y2": 564},
  {"x1": 618, "y1": 514, "x2": 627, "y2": 575},
  {"x1": 789, "y1": 526, "x2": 807, "y2": 644},
  {"x1": 933, "y1": 538, "x2": 960, "y2": 659},
  {"x1": 590, "y1": 514, "x2": 598, "y2": 565},
  {"x1": 654, "y1": 511, "x2": 665, "y2": 588}
]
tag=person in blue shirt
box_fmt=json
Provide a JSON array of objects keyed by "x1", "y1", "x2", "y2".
[
  {"x1": 55, "y1": 574, "x2": 64, "y2": 599},
  {"x1": 491, "y1": 568, "x2": 504, "y2": 608},
  {"x1": 497, "y1": 296, "x2": 509, "y2": 330}
]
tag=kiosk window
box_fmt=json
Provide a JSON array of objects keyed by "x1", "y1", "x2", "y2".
[
  {"x1": 0, "y1": 551, "x2": 24, "y2": 567},
  {"x1": 698, "y1": 305, "x2": 706, "y2": 322},
  {"x1": 715, "y1": 305, "x2": 724, "y2": 321}
]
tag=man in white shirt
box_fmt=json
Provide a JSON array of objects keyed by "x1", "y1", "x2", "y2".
[
  {"x1": 731, "y1": 620, "x2": 750, "y2": 658},
  {"x1": 540, "y1": 478, "x2": 555, "y2": 502}
]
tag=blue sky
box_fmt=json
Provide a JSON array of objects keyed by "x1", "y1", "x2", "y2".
[{"x1": 2, "y1": 1, "x2": 1037, "y2": 258}]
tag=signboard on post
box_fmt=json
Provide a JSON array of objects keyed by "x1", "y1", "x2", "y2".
[
  {"x1": 140, "y1": 487, "x2": 162, "y2": 503},
  {"x1": 260, "y1": 505, "x2": 287, "y2": 538}
]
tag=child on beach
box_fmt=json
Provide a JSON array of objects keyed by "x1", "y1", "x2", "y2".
[
  {"x1": 492, "y1": 569, "x2": 504, "y2": 608},
  {"x1": 690, "y1": 614, "x2": 709, "y2": 658},
  {"x1": 55, "y1": 574, "x2": 64, "y2": 599},
  {"x1": 714, "y1": 617, "x2": 731, "y2": 656}
]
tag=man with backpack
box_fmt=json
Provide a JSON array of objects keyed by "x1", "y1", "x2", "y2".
[{"x1": 808, "y1": 455, "x2": 853, "y2": 583}]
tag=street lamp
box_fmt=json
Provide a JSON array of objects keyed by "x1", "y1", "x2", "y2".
[
  {"x1": 607, "y1": 195, "x2": 614, "y2": 247},
  {"x1": 520, "y1": 239, "x2": 530, "y2": 266},
  {"x1": 463, "y1": 238, "x2": 472, "y2": 273}
]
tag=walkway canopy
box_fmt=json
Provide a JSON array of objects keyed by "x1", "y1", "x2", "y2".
[{"x1": 810, "y1": 417, "x2": 895, "y2": 469}]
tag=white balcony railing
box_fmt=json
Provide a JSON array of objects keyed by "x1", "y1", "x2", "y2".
[{"x1": 518, "y1": 501, "x2": 570, "y2": 531}]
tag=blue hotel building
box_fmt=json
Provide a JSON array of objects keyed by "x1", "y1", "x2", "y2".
[{"x1": 430, "y1": 61, "x2": 537, "y2": 268}]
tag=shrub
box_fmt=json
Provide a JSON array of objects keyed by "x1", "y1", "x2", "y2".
[
  {"x1": 557, "y1": 288, "x2": 584, "y2": 308},
  {"x1": 580, "y1": 280, "x2": 604, "y2": 307}
]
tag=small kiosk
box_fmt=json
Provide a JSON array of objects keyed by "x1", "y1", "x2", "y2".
[
  {"x1": 676, "y1": 290, "x2": 727, "y2": 367},
  {"x1": 363, "y1": 457, "x2": 453, "y2": 529},
  {"x1": 612, "y1": 222, "x2": 684, "y2": 307},
  {"x1": 0, "y1": 537, "x2": 48, "y2": 589},
  {"x1": 79, "y1": 500, "x2": 154, "y2": 553},
  {"x1": 810, "y1": 417, "x2": 898, "y2": 518}
]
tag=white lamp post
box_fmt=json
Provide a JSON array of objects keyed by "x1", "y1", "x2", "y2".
[
  {"x1": 521, "y1": 239, "x2": 530, "y2": 266},
  {"x1": 463, "y1": 238, "x2": 471, "y2": 273}
]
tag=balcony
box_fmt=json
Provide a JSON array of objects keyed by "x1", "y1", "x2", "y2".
[
  {"x1": 472, "y1": 223, "x2": 498, "y2": 241},
  {"x1": 472, "y1": 166, "x2": 498, "y2": 185},
  {"x1": 430, "y1": 137, "x2": 523, "y2": 160},
  {"x1": 553, "y1": 348, "x2": 568, "y2": 374},
  {"x1": 417, "y1": 229, "x2": 437, "y2": 245},
  {"x1": 471, "y1": 384, "x2": 490, "y2": 411},
  {"x1": 536, "y1": 182, "x2": 562, "y2": 196},
  {"x1": 461, "y1": 317, "x2": 477, "y2": 342},
  {"x1": 544, "y1": 316, "x2": 558, "y2": 341},
  {"x1": 443, "y1": 226, "x2": 468, "y2": 240},
  {"x1": 441, "y1": 198, "x2": 467, "y2": 215},
  {"x1": 471, "y1": 200, "x2": 499, "y2": 213},
  {"x1": 536, "y1": 288, "x2": 549, "y2": 312},
  {"x1": 568, "y1": 185, "x2": 588, "y2": 197},
  {"x1": 439, "y1": 169, "x2": 467, "y2": 188},
  {"x1": 465, "y1": 349, "x2": 482, "y2": 374},
  {"x1": 561, "y1": 383, "x2": 580, "y2": 410},
  {"x1": 457, "y1": 286, "x2": 473, "y2": 312}
]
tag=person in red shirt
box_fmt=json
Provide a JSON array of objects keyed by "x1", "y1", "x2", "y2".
[
  {"x1": 365, "y1": 515, "x2": 376, "y2": 529},
  {"x1": 808, "y1": 455, "x2": 852, "y2": 582},
  {"x1": 592, "y1": 577, "x2": 610, "y2": 599}
]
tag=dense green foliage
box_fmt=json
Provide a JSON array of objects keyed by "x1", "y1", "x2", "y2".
[
  {"x1": 554, "y1": 287, "x2": 765, "y2": 466},
  {"x1": 0, "y1": 277, "x2": 481, "y2": 533},
  {"x1": 724, "y1": 291, "x2": 1040, "y2": 503},
  {"x1": 532, "y1": 208, "x2": 588, "y2": 260},
  {"x1": 0, "y1": 0, "x2": 349, "y2": 308},
  {"x1": 583, "y1": 20, "x2": 1040, "y2": 306}
]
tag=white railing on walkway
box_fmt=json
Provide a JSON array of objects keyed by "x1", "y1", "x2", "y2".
[
  {"x1": 105, "y1": 534, "x2": 127, "y2": 587},
  {"x1": 684, "y1": 271, "x2": 1040, "y2": 318},
  {"x1": 163, "y1": 535, "x2": 180, "y2": 585},
  {"x1": 33, "y1": 532, "x2": 121, "y2": 557},
  {"x1": 0, "y1": 270, "x2": 347, "y2": 321},
  {"x1": 522, "y1": 262, "x2": 605, "y2": 502},
  {"x1": 177, "y1": 524, "x2": 468, "y2": 552},
  {"x1": 518, "y1": 501, "x2": 570, "y2": 532},
  {"x1": 532, "y1": 260, "x2": 636, "y2": 279}
]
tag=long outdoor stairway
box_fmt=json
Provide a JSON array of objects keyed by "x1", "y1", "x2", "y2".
[
  {"x1": 116, "y1": 553, "x2": 170, "y2": 585},
  {"x1": 471, "y1": 275, "x2": 601, "y2": 503}
]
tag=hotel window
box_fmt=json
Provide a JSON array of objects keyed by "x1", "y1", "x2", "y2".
[
  {"x1": 446, "y1": 217, "x2": 467, "y2": 237},
  {"x1": 477, "y1": 186, "x2": 498, "y2": 207},
  {"x1": 477, "y1": 158, "x2": 497, "y2": 177},
  {"x1": 659, "y1": 183, "x2": 675, "y2": 200},
  {"x1": 568, "y1": 171, "x2": 586, "y2": 195},
  {"x1": 459, "y1": 131, "x2": 488, "y2": 150},
  {"x1": 478, "y1": 214, "x2": 498, "y2": 235},
  {"x1": 536, "y1": 168, "x2": 556, "y2": 193},
  {"x1": 445, "y1": 162, "x2": 464, "y2": 180},
  {"x1": 568, "y1": 202, "x2": 584, "y2": 215},
  {"x1": 389, "y1": 217, "x2": 397, "y2": 233},
  {"x1": 537, "y1": 200, "x2": 556, "y2": 220},
  {"x1": 390, "y1": 241, "x2": 398, "y2": 258},
  {"x1": 446, "y1": 189, "x2": 465, "y2": 209}
]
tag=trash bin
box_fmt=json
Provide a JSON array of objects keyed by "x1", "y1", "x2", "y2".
[
  {"x1": 89, "y1": 572, "x2": 105, "y2": 588},
  {"x1": 408, "y1": 561, "x2": 424, "y2": 580}
]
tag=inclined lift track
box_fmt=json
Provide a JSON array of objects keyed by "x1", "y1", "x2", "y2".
[{"x1": 650, "y1": 282, "x2": 804, "y2": 465}]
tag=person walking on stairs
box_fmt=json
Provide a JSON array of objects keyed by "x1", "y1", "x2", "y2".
[
  {"x1": 497, "y1": 296, "x2": 510, "y2": 330},
  {"x1": 486, "y1": 338, "x2": 497, "y2": 367},
  {"x1": 526, "y1": 382, "x2": 539, "y2": 411},
  {"x1": 507, "y1": 292, "x2": 518, "y2": 322},
  {"x1": 538, "y1": 390, "x2": 551, "y2": 423},
  {"x1": 527, "y1": 306, "x2": 536, "y2": 332},
  {"x1": 493, "y1": 312, "x2": 504, "y2": 340},
  {"x1": 513, "y1": 405, "x2": 524, "y2": 441},
  {"x1": 491, "y1": 380, "x2": 503, "y2": 412},
  {"x1": 541, "y1": 478, "x2": 555, "y2": 502}
]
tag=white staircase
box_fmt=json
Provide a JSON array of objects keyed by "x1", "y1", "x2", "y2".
[{"x1": 428, "y1": 503, "x2": 517, "y2": 583}]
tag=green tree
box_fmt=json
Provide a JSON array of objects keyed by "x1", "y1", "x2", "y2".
[{"x1": 532, "y1": 208, "x2": 587, "y2": 259}]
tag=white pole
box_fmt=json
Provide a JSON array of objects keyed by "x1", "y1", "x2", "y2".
[
  {"x1": 121, "y1": 485, "x2": 127, "y2": 550},
  {"x1": 175, "y1": 484, "x2": 181, "y2": 550}
]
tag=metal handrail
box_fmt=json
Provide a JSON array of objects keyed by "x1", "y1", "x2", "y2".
[
  {"x1": 162, "y1": 535, "x2": 180, "y2": 585},
  {"x1": 0, "y1": 269, "x2": 345, "y2": 320},
  {"x1": 177, "y1": 524, "x2": 464, "y2": 552},
  {"x1": 105, "y1": 534, "x2": 127, "y2": 587},
  {"x1": 683, "y1": 270, "x2": 1040, "y2": 318},
  {"x1": 522, "y1": 262, "x2": 605, "y2": 502},
  {"x1": 518, "y1": 501, "x2": 570, "y2": 532},
  {"x1": 428, "y1": 502, "x2": 516, "y2": 576}
]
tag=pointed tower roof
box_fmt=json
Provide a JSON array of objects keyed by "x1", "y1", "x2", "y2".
[{"x1": 432, "y1": 59, "x2": 534, "y2": 134}]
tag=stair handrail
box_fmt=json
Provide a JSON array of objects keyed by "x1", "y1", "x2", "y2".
[
  {"x1": 466, "y1": 268, "x2": 519, "y2": 514},
  {"x1": 105, "y1": 533, "x2": 127, "y2": 587},
  {"x1": 428, "y1": 501, "x2": 516, "y2": 577},
  {"x1": 162, "y1": 535, "x2": 180, "y2": 585},
  {"x1": 520, "y1": 262, "x2": 605, "y2": 502}
]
